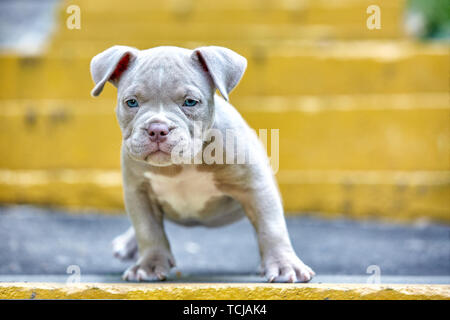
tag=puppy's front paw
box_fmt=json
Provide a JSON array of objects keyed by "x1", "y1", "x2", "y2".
[
  {"x1": 262, "y1": 251, "x2": 315, "y2": 283},
  {"x1": 122, "y1": 249, "x2": 175, "y2": 282}
]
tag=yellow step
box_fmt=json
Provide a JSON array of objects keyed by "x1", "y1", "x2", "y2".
[
  {"x1": 67, "y1": 0, "x2": 404, "y2": 12},
  {"x1": 0, "y1": 168, "x2": 448, "y2": 221},
  {"x1": 0, "y1": 94, "x2": 448, "y2": 221},
  {"x1": 54, "y1": 0, "x2": 405, "y2": 41},
  {"x1": 1, "y1": 0, "x2": 447, "y2": 221},
  {"x1": 52, "y1": 19, "x2": 401, "y2": 43},
  {"x1": 1, "y1": 41, "x2": 448, "y2": 99},
  {"x1": 1, "y1": 94, "x2": 448, "y2": 170},
  {"x1": 73, "y1": 7, "x2": 401, "y2": 28},
  {"x1": 1, "y1": 282, "x2": 449, "y2": 300}
]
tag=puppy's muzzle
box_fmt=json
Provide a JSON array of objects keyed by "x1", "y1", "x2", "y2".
[{"x1": 147, "y1": 122, "x2": 170, "y2": 143}]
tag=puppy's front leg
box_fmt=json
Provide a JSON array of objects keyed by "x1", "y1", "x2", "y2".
[
  {"x1": 121, "y1": 185, "x2": 175, "y2": 281},
  {"x1": 232, "y1": 181, "x2": 315, "y2": 283}
]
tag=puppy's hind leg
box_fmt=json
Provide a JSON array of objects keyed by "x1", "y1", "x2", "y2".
[{"x1": 112, "y1": 227, "x2": 138, "y2": 261}]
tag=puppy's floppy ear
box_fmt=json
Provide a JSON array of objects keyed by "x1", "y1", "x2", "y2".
[
  {"x1": 90, "y1": 45, "x2": 138, "y2": 97},
  {"x1": 192, "y1": 46, "x2": 247, "y2": 101}
]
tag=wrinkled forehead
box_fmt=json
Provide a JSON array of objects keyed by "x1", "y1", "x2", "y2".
[{"x1": 122, "y1": 47, "x2": 209, "y2": 96}]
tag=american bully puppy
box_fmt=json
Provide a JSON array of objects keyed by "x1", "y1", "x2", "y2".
[{"x1": 90, "y1": 45, "x2": 315, "y2": 282}]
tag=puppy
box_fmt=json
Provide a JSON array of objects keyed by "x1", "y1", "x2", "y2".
[{"x1": 90, "y1": 45, "x2": 315, "y2": 282}]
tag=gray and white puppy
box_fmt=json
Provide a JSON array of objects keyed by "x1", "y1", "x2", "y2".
[{"x1": 90, "y1": 45, "x2": 315, "y2": 283}]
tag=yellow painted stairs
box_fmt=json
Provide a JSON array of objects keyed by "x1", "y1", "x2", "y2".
[{"x1": 0, "y1": 0, "x2": 449, "y2": 222}]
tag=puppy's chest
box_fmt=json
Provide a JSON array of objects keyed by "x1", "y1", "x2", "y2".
[{"x1": 144, "y1": 168, "x2": 223, "y2": 217}]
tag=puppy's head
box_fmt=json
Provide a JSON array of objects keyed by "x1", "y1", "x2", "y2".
[{"x1": 90, "y1": 45, "x2": 246, "y2": 166}]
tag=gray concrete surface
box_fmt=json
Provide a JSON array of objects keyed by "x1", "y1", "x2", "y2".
[{"x1": 0, "y1": 205, "x2": 449, "y2": 283}]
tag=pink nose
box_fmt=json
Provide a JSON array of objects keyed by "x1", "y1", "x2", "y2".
[{"x1": 148, "y1": 122, "x2": 169, "y2": 142}]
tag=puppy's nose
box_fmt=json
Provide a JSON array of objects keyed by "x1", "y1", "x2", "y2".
[{"x1": 148, "y1": 122, "x2": 170, "y2": 142}]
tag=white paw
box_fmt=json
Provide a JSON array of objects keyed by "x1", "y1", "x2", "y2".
[
  {"x1": 262, "y1": 252, "x2": 315, "y2": 283},
  {"x1": 112, "y1": 232, "x2": 137, "y2": 261},
  {"x1": 122, "y1": 250, "x2": 175, "y2": 282}
]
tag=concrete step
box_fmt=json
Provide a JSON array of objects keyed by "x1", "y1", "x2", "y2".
[
  {"x1": 3, "y1": 274, "x2": 450, "y2": 285},
  {"x1": 2, "y1": 205, "x2": 448, "y2": 276},
  {"x1": 0, "y1": 206, "x2": 448, "y2": 299},
  {"x1": 1, "y1": 41, "x2": 448, "y2": 99},
  {"x1": 1, "y1": 282, "x2": 448, "y2": 299}
]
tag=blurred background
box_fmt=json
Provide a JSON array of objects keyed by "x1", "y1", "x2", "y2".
[{"x1": 0, "y1": 0, "x2": 449, "y2": 224}]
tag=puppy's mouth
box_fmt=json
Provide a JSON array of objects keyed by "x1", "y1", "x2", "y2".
[
  {"x1": 126, "y1": 127, "x2": 189, "y2": 164},
  {"x1": 146, "y1": 148, "x2": 169, "y2": 158},
  {"x1": 144, "y1": 143, "x2": 173, "y2": 161},
  {"x1": 143, "y1": 145, "x2": 174, "y2": 167}
]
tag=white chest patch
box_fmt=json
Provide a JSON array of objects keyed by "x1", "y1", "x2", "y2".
[{"x1": 144, "y1": 167, "x2": 223, "y2": 218}]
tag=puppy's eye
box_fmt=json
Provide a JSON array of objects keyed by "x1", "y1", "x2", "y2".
[
  {"x1": 182, "y1": 99, "x2": 198, "y2": 107},
  {"x1": 126, "y1": 99, "x2": 139, "y2": 108}
]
